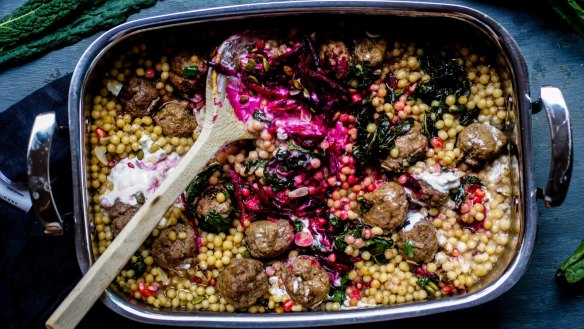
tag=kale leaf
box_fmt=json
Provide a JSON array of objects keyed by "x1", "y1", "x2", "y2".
[{"x1": 0, "y1": 0, "x2": 158, "y2": 70}]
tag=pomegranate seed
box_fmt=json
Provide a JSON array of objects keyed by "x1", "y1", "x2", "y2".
[
  {"x1": 255, "y1": 40, "x2": 265, "y2": 50},
  {"x1": 283, "y1": 299, "x2": 294, "y2": 312},
  {"x1": 356, "y1": 282, "x2": 363, "y2": 290},
  {"x1": 351, "y1": 94, "x2": 362, "y2": 102},
  {"x1": 328, "y1": 253, "x2": 337, "y2": 263},
  {"x1": 108, "y1": 161, "x2": 116, "y2": 168},
  {"x1": 241, "y1": 188, "x2": 250, "y2": 197},
  {"x1": 347, "y1": 175, "x2": 357, "y2": 185},
  {"x1": 127, "y1": 162, "x2": 135, "y2": 168},
  {"x1": 209, "y1": 278, "x2": 216, "y2": 286},
  {"x1": 145, "y1": 68, "x2": 156, "y2": 79},
  {"x1": 398, "y1": 175, "x2": 408, "y2": 185},
  {"x1": 95, "y1": 127, "x2": 106, "y2": 139},
  {"x1": 431, "y1": 137, "x2": 444, "y2": 148}
]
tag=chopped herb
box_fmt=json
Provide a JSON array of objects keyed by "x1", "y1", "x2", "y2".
[
  {"x1": 402, "y1": 240, "x2": 415, "y2": 258},
  {"x1": 363, "y1": 237, "x2": 393, "y2": 257},
  {"x1": 327, "y1": 288, "x2": 347, "y2": 303},
  {"x1": 293, "y1": 220, "x2": 304, "y2": 233},
  {"x1": 183, "y1": 65, "x2": 199, "y2": 79},
  {"x1": 134, "y1": 191, "x2": 145, "y2": 204},
  {"x1": 129, "y1": 251, "x2": 146, "y2": 279},
  {"x1": 329, "y1": 214, "x2": 342, "y2": 230},
  {"x1": 252, "y1": 109, "x2": 271, "y2": 123},
  {"x1": 357, "y1": 195, "x2": 373, "y2": 214},
  {"x1": 417, "y1": 275, "x2": 440, "y2": 294}
]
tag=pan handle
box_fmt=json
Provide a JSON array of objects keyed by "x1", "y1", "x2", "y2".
[
  {"x1": 27, "y1": 112, "x2": 63, "y2": 235},
  {"x1": 536, "y1": 86, "x2": 573, "y2": 208}
]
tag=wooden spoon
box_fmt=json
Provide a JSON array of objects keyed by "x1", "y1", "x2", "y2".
[{"x1": 46, "y1": 33, "x2": 255, "y2": 329}]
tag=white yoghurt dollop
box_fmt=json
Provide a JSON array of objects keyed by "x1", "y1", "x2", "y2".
[{"x1": 415, "y1": 171, "x2": 460, "y2": 193}]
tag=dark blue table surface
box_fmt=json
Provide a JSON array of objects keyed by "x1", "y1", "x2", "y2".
[{"x1": 1, "y1": 1, "x2": 583, "y2": 328}]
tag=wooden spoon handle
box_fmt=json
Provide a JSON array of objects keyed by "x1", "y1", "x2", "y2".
[{"x1": 46, "y1": 127, "x2": 227, "y2": 329}]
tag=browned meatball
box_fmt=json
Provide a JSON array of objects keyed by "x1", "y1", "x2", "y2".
[
  {"x1": 119, "y1": 77, "x2": 159, "y2": 117},
  {"x1": 104, "y1": 199, "x2": 139, "y2": 237},
  {"x1": 353, "y1": 37, "x2": 387, "y2": 67},
  {"x1": 319, "y1": 40, "x2": 350, "y2": 79},
  {"x1": 398, "y1": 219, "x2": 438, "y2": 263},
  {"x1": 168, "y1": 51, "x2": 208, "y2": 94},
  {"x1": 361, "y1": 182, "x2": 408, "y2": 231},
  {"x1": 195, "y1": 184, "x2": 232, "y2": 220},
  {"x1": 216, "y1": 258, "x2": 269, "y2": 309},
  {"x1": 417, "y1": 180, "x2": 450, "y2": 208},
  {"x1": 457, "y1": 123, "x2": 507, "y2": 167},
  {"x1": 381, "y1": 121, "x2": 428, "y2": 172},
  {"x1": 153, "y1": 102, "x2": 197, "y2": 137},
  {"x1": 151, "y1": 223, "x2": 195, "y2": 270},
  {"x1": 283, "y1": 256, "x2": 330, "y2": 307},
  {"x1": 245, "y1": 220, "x2": 294, "y2": 259}
]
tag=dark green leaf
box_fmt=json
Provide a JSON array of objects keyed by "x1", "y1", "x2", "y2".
[
  {"x1": 363, "y1": 237, "x2": 393, "y2": 256},
  {"x1": 199, "y1": 210, "x2": 231, "y2": 233},
  {"x1": 416, "y1": 52, "x2": 470, "y2": 104},
  {"x1": 134, "y1": 191, "x2": 145, "y2": 204},
  {"x1": 385, "y1": 86, "x2": 404, "y2": 103},
  {"x1": 458, "y1": 107, "x2": 479, "y2": 126},
  {"x1": 450, "y1": 185, "x2": 465, "y2": 208},
  {"x1": 422, "y1": 104, "x2": 445, "y2": 138},
  {"x1": 183, "y1": 65, "x2": 199, "y2": 79},
  {"x1": 462, "y1": 175, "x2": 484, "y2": 187},
  {"x1": 557, "y1": 240, "x2": 584, "y2": 284},
  {"x1": 402, "y1": 240, "x2": 415, "y2": 258},
  {"x1": 349, "y1": 63, "x2": 381, "y2": 89},
  {"x1": 129, "y1": 251, "x2": 146, "y2": 279},
  {"x1": 252, "y1": 109, "x2": 271, "y2": 123},
  {"x1": 329, "y1": 214, "x2": 342, "y2": 230},
  {"x1": 358, "y1": 195, "x2": 373, "y2": 214},
  {"x1": 417, "y1": 275, "x2": 430, "y2": 288},
  {"x1": 327, "y1": 289, "x2": 347, "y2": 303},
  {"x1": 293, "y1": 220, "x2": 304, "y2": 233},
  {"x1": 0, "y1": 0, "x2": 158, "y2": 70},
  {"x1": 263, "y1": 172, "x2": 290, "y2": 192},
  {"x1": 185, "y1": 164, "x2": 222, "y2": 217},
  {"x1": 242, "y1": 159, "x2": 267, "y2": 175}
]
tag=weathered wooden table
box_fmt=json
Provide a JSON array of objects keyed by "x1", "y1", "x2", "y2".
[{"x1": 1, "y1": 0, "x2": 582, "y2": 328}]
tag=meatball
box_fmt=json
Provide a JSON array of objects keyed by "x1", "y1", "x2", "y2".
[
  {"x1": 119, "y1": 77, "x2": 159, "y2": 117},
  {"x1": 353, "y1": 37, "x2": 387, "y2": 67},
  {"x1": 194, "y1": 184, "x2": 232, "y2": 220},
  {"x1": 283, "y1": 256, "x2": 331, "y2": 307},
  {"x1": 151, "y1": 223, "x2": 196, "y2": 270},
  {"x1": 105, "y1": 199, "x2": 139, "y2": 237},
  {"x1": 381, "y1": 121, "x2": 428, "y2": 173},
  {"x1": 153, "y1": 102, "x2": 197, "y2": 137},
  {"x1": 361, "y1": 182, "x2": 408, "y2": 231},
  {"x1": 245, "y1": 220, "x2": 295, "y2": 259},
  {"x1": 216, "y1": 258, "x2": 269, "y2": 309},
  {"x1": 398, "y1": 219, "x2": 438, "y2": 263},
  {"x1": 457, "y1": 123, "x2": 507, "y2": 167},
  {"x1": 168, "y1": 51, "x2": 208, "y2": 94},
  {"x1": 416, "y1": 180, "x2": 450, "y2": 208},
  {"x1": 319, "y1": 40, "x2": 350, "y2": 79}
]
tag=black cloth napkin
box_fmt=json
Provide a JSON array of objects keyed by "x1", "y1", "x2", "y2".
[{"x1": 0, "y1": 74, "x2": 166, "y2": 329}]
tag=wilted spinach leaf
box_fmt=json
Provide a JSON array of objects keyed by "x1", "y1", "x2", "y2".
[
  {"x1": 462, "y1": 175, "x2": 484, "y2": 187},
  {"x1": 185, "y1": 163, "x2": 223, "y2": 218},
  {"x1": 358, "y1": 195, "x2": 373, "y2": 214},
  {"x1": 458, "y1": 107, "x2": 479, "y2": 126},
  {"x1": 200, "y1": 210, "x2": 232, "y2": 233},
  {"x1": 416, "y1": 52, "x2": 471, "y2": 104},
  {"x1": 402, "y1": 240, "x2": 415, "y2": 258},
  {"x1": 349, "y1": 63, "x2": 381, "y2": 89}
]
